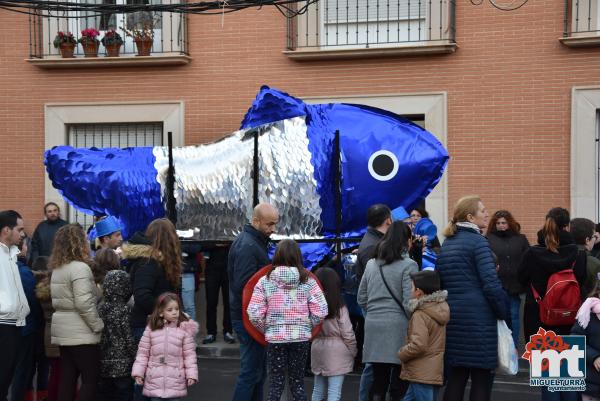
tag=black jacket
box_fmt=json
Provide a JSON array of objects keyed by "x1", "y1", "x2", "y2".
[
  {"x1": 519, "y1": 230, "x2": 587, "y2": 339},
  {"x1": 98, "y1": 270, "x2": 137, "y2": 378},
  {"x1": 354, "y1": 228, "x2": 384, "y2": 279},
  {"x1": 572, "y1": 312, "x2": 600, "y2": 397},
  {"x1": 227, "y1": 224, "x2": 270, "y2": 321},
  {"x1": 344, "y1": 228, "x2": 384, "y2": 294},
  {"x1": 182, "y1": 242, "x2": 203, "y2": 273},
  {"x1": 123, "y1": 238, "x2": 176, "y2": 328},
  {"x1": 30, "y1": 218, "x2": 68, "y2": 262},
  {"x1": 487, "y1": 230, "x2": 530, "y2": 295}
]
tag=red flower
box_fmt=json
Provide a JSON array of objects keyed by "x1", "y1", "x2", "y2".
[{"x1": 522, "y1": 328, "x2": 571, "y2": 372}]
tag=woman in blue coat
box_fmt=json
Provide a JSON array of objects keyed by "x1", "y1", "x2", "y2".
[{"x1": 436, "y1": 195, "x2": 508, "y2": 401}]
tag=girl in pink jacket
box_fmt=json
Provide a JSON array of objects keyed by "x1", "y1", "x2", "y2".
[
  {"x1": 247, "y1": 239, "x2": 328, "y2": 401},
  {"x1": 132, "y1": 292, "x2": 198, "y2": 400},
  {"x1": 311, "y1": 267, "x2": 357, "y2": 401}
]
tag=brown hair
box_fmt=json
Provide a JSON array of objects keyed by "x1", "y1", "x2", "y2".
[
  {"x1": 443, "y1": 195, "x2": 482, "y2": 237},
  {"x1": 49, "y1": 224, "x2": 91, "y2": 269},
  {"x1": 269, "y1": 239, "x2": 309, "y2": 283},
  {"x1": 542, "y1": 207, "x2": 570, "y2": 253},
  {"x1": 487, "y1": 210, "x2": 522, "y2": 235},
  {"x1": 315, "y1": 267, "x2": 344, "y2": 319},
  {"x1": 145, "y1": 218, "x2": 182, "y2": 289},
  {"x1": 93, "y1": 248, "x2": 121, "y2": 283},
  {"x1": 148, "y1": 292, "x2": 189, "y2": 330}
]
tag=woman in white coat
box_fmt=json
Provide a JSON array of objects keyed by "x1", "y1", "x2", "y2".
[{"x1": 50, "y1": 224, "x2": 103, "y2": 401}]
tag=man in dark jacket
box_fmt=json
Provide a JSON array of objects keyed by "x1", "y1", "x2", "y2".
[
  {"x1": 228, "y1": 203, "x2": 278, "y2": 401},
  {"x1": 30, "y1": 202, "x2": 67, "y2": 264},
  {"x1": 353, "y1": 204, "x2": 392, "y2": 284}
]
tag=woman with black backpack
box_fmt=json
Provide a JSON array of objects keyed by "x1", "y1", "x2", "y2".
[{"x1": 519, "y1": 207, "x2": 587, "y2": 401}]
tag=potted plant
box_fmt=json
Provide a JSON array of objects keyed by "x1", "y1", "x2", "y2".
[
  {"x1": 101, "y1": 30, "x2": 124, "y2": 57},
  {"x1": 123, "y1": 15, "x2": 158, "y2": 56},
  {"x1": 78, "y1": 28, "x2": 100, "y2": 57},
  {"x1": 53, "y1": 31, "x2": 77, "y2": 58}
]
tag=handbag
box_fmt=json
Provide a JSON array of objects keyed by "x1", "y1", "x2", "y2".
[
  {"x1": 497, "y1": 320, "x2": 519, "y2": 375},
  {"x1": 377, "y1": 262, "x2": 409, "y2": 319}
]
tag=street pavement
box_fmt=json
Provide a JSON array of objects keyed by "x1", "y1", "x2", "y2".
[{"x1": 188, "y1": 357, "x2": 542, "y2": 401}]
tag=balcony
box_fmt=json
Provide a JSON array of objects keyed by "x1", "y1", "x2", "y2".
[
  {"x1": 27, "y1": 4, "x2": 190, "y2": 68},
  {"x1": 284, "y1": 0, "x2": 457, "y2": 60},
  {"x1": 561, "y1": 0, "x2": 600, "y2": 47}
]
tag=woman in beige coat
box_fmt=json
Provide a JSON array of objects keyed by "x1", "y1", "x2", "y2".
[{"x1": 50, "y1": 224, "x2": 104, "y2": 401}]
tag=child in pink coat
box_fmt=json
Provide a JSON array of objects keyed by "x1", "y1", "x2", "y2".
[
  {"x1": 132, "y1": 292, "x2": 198, "y2": 400},
  {"x1": 247, "y1": 239, "x2": 328, "y2": 401},
  {"x1": 311, "y1": 267, "x2": 357, "y2": 401}
]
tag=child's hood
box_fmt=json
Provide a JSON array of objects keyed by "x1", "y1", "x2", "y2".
[
  {"x1": 179, "y1": 319, "x2": 199, "y2": 336},
  {"x1": 102, "y1": 269, "x2": 132, "y2": 303},
  {"x1": 269, "y1": 266, "x2": 300, "y2": 289},
  {"x1": 408, "y1": 290, "x2": 450, "y2": 325}
]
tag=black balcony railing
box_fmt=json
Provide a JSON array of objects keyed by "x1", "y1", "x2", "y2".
[
  {"x1": 286, "y1": 0, "x2": 455, "y2": 50},
  {"x1": 564, "y1": 0, "x2": 600, "y2": 37},
  {"x1": 28, "y1": 6, "x2": 188, "y2": 59}
]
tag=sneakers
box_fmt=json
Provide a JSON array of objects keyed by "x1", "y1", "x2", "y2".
[
  {"x1": 202, "y1": 334, "x2": 216, "y2": 344},
  {"x1": 224, "y1": 332, "x2": 236, "y2": 344}
]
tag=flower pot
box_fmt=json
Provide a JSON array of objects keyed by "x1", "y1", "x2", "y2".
[
  {"x1": 105, "y1": 43, "x2": 121, "y2": 57},
  {"x1": 134, "y1": 38, "x2": 153, "y2": 56},
  {"x1": 82, "y1": 41, "x2": 99, "y2": 58},
  {"x1": 59, "y1": 43, "x2": 75, "y2": 58}
]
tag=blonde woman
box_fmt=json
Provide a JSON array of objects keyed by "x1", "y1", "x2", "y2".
[
  {"x1": 49, "y1": 224, "x2": 104, "y2": 401},
  {"x1": 436, "y1": 196, "x2": 508, "y2": 401}
]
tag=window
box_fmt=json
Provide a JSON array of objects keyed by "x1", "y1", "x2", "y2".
[
  {"x1": 287, "y1": 0, "x2": 455, "y2": 50},
  {"x1": 565, "y1": 0, "x2": 600, "y2": 36},
  {"x1": 30, "y1": 2, "x2": 187, "y2": 59},
  {"x1": 67, "y1": 122, "x2": 164, "y2": 228}
]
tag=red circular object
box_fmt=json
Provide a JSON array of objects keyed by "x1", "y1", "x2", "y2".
[{"x1": 242, "y1": 264, "x2": 324, "y2": 346}]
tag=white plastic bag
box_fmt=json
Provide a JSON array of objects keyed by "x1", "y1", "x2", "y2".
[{"x1": 497, "y1": 320, "x2": 519, "y2": 375}]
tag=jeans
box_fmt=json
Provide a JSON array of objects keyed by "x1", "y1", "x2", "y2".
[
  {"x1": 231, "y1": 319, "x2": 266, "y2": 401},
  {"x1": 541, "y1": 388, "x2": 581, "y2": 401},
  {"x1": 133, "y1": 327, "x2": 150, "y2": 401},
  {"x1": 358, "y1": 363, "x2": 373, "y2": 401},
  {"x1": 509, "y1": 295, "x2": 521, "y2": 347},
  {"x1": 311, "y1": 374, "x2": 345, "y2": 401},
  {"x1": 181, "y1": 272, "x2": 196, "y2": 321},
  {"x1": 403, "y1": 382, "x2": 435, "y2": 401}
]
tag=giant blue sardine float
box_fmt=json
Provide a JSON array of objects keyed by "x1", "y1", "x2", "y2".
[{"x1": 45, "y1": 86, "x2": 449, "y2": 265}]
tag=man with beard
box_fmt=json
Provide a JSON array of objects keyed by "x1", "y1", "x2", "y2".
[{"x1": 30, "y1": 202, "x2": 67, "y2": 264}]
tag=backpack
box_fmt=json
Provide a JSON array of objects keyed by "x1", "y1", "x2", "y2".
[{"x1": 531, "y1": 266, "x2": 581, "y2": 326}]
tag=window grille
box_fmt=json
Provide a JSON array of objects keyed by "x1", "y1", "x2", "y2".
[{"x1": 67, "y1": 122, "x2": 164, "y2": 229}]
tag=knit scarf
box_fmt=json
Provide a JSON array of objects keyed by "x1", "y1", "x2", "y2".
[
  {"x1": 576, "y1": 297, "x2": 600, "y2": 329},
  {"x1": 456, "y1": 221, "x2": 481, "y2": 233}
]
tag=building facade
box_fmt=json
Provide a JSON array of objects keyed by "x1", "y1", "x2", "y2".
[{"x1": 0, "y1": 0, "x2": 599, "y2": 240}]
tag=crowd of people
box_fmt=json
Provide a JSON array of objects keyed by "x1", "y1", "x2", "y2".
[{"x1": 2, "y1": 195, "x2": 600, "y2": 401}]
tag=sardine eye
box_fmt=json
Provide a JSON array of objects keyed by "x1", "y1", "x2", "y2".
[{"x1": 368, "y1": 150, "x2": 399, "y2": 181}]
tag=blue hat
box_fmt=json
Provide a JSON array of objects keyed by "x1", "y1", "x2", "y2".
[
  {"x1": 391, "y1": 206, "x2": 410, "y2": 222},
  {"x1": 94, "y1": 216, "x2": 121, "y2": 238}
]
